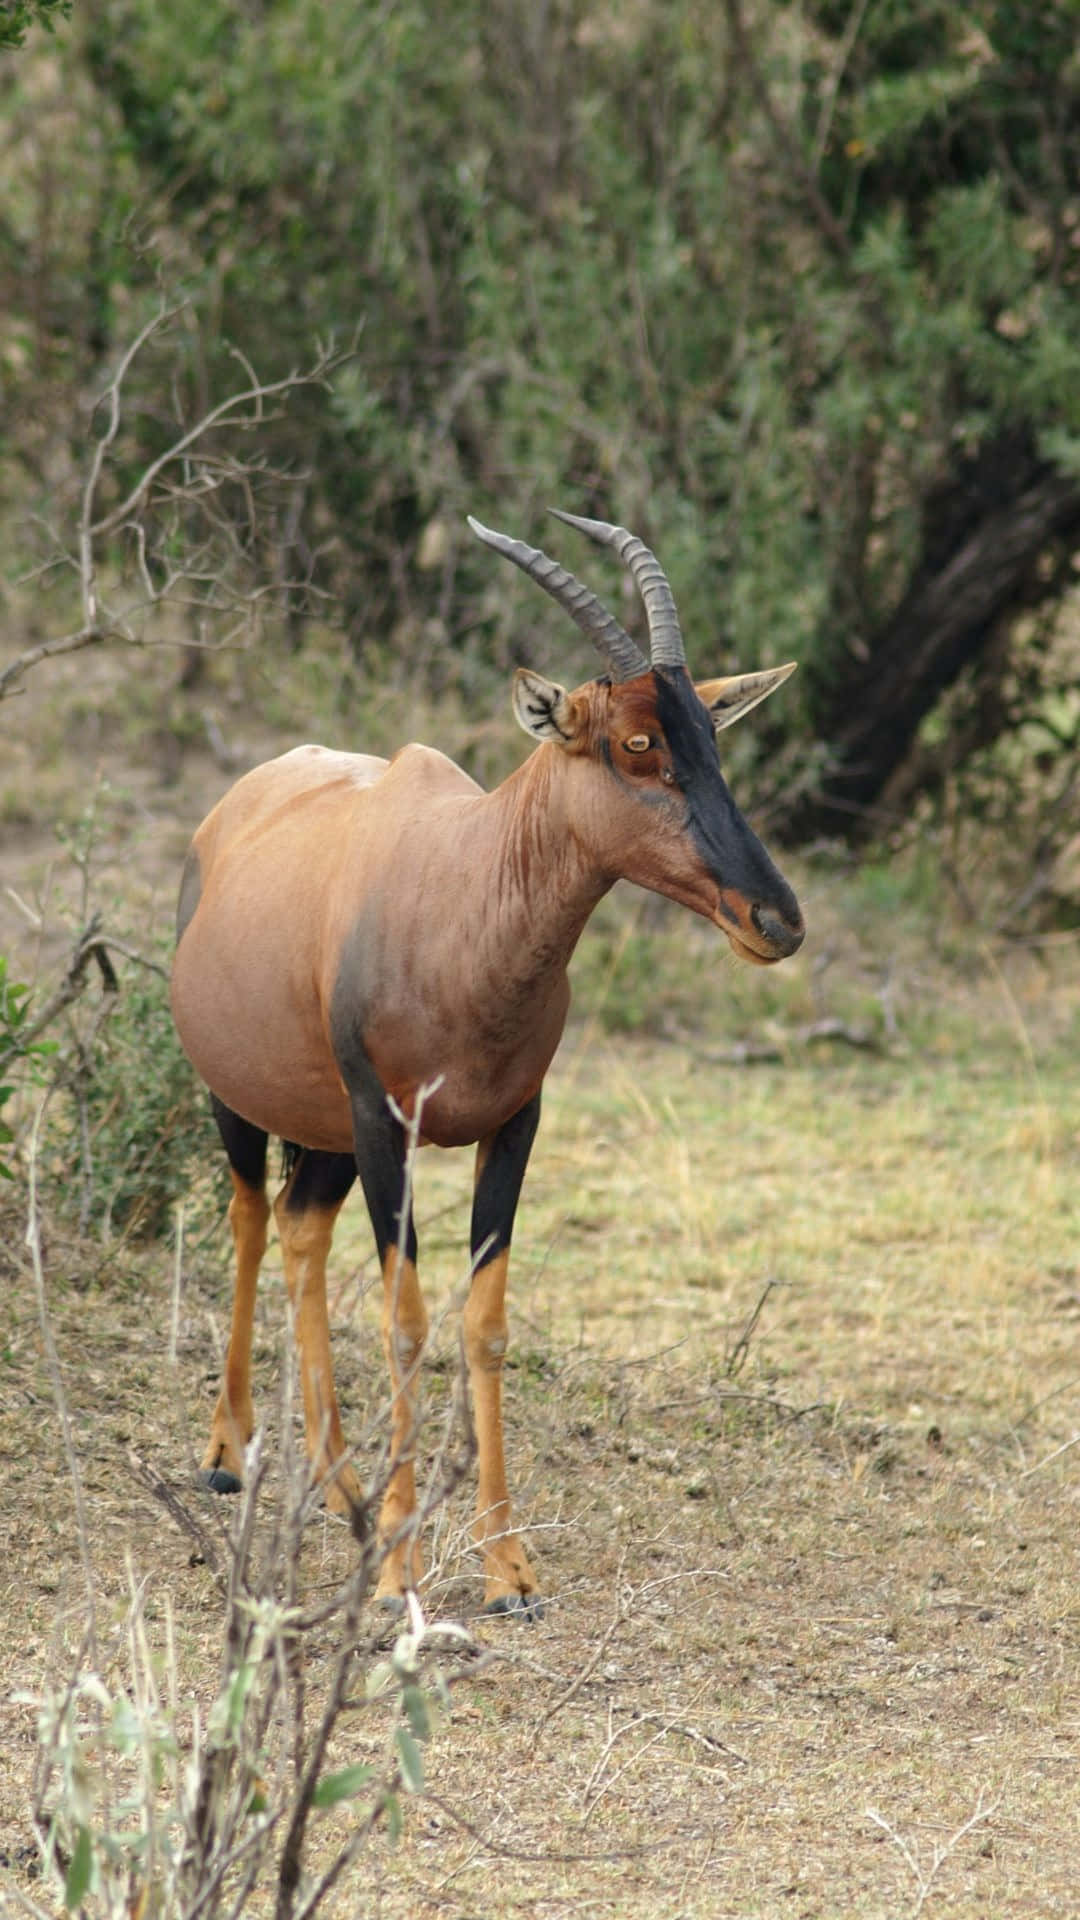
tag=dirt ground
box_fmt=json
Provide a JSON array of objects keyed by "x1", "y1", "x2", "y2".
[{"x1": 2, "y1": 646, "x2": 1080, "y2": 1917}]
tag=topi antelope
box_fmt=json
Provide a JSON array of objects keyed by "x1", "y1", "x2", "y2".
[{"x1": 171, "y1": 511, "x2": 804, "y2": 1614}]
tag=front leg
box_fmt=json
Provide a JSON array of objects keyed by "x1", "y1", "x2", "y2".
[
  {"x1": 347, "y1": 1062, "x2": 428, "y2": 1605},
  {"x1": 467, "y1": 1091, "x2": 542, "y2": 1616}
]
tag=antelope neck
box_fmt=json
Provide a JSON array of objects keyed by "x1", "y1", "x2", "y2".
[{"x1": 469, "y1": 744, "x2": 612, "y2": 981}]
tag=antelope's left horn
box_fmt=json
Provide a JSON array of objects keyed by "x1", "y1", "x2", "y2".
[
  {"x1": 548, "y1": 509, "x2": 686, "y2": 671},
  {"x1": 468, "y1": 515, "x2": 648, "y2": 682}
]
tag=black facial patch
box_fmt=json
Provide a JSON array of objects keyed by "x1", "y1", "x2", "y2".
[{"x1": 652, "y1": 667, "x2": 801, "y2": 920}]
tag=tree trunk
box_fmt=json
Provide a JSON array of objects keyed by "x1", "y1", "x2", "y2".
[{"x1": 778, "y1": 447, "x2": 1080, "y2": 844}]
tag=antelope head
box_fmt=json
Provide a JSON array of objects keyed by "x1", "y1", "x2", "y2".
[{"x1": 469, "y1": 510, "x2": 805, "y2": 965}]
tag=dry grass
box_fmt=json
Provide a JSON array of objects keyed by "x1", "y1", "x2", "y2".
[
  {"x1": 2, "y1": 643, "x2": 1080, "y2": 1916},
  {"x1": 3, "y1": 993, "x2": 1080, "y2": 1916}
]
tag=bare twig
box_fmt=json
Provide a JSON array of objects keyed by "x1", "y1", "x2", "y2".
[
  {"x1": 3, "y1": 916, "x2": 118, "y2": 1058},
  {"x1": 866, "y1": 1790, "x2": 1001, "y2": 1917},
  {"x1": 426, "y1": 1791, "x2": 670, "y2": 1866},
  {"x1": 810, "y1": 0, "x2": 872, "y2": 174},
  {"x1": 696, "y1": 1016, "x2": 885, "y2": 1066},
  {"x1": 532, "y1": 1550, "x2": 629, "y2": 1736},
  {"x1": 25, "y1": 1092, "x2": 98, "y2": 1654},
  {"x1": 91, "y1": 354, "x2": 341, "y2": 542},
  {"x1": 80, "y1": 301, "x2": 188, "y2": 625},
  {"x1": 726, "y1": 1276, "x2": 777, "y2": 1379},
  {"x1": 1, "y1": 306, "x2": 355, "y2": 700},
  {"x1": 127, "y1": 1450, "x2": 227, "y2": 1590},
  {"x1": 1018, "y1": 1430, "x2": 1080, "y2": 1480},
  {"x1": 722, "y1": 0, "x2": 854, "y2": 263},
  {"x1": 0, "y1": 622, "x2": 118, "y2": 699}
]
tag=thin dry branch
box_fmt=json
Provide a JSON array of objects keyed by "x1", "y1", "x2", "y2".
[
  {"x1": 6, "y1": 918, "x2": 173, "y2": 1064},
  {"x1": 809, "y1": 0, "x2": 872, "y2": 174},
  {"x1": 24, "y1": 1094, "x2": 98, "y2": 1653},
  {"x1": 127, "y1": 1450, "x2": 227, "y2": 1590},
  {"x1": 532, "y1": 1550, "x2": 629, "y2": 1736},
  {"x1": 425, "y1": 1791, "x2": 671, "y2": 1867},
  {"x1": 1, "y1": 308, "x2": 355, "y2": 700},
  {"x1": 5, "y1": 916, "x2": 116, "y2": 1053},
  {"x1": 722, "y1": 0, "x2": 854, "y2": 262},
  {"x1": 88, "y1": 323, "x2": 345, "y2": 542},
  {"x1": 79, "y1": 301, "x2": 189, "y2": 626},
  {"x1": 866, "y1": 1790, "x2": 1001, "y2": 1917},
  {"x1": 0, "y1": 622, "x2": 120, "y2": 699}
]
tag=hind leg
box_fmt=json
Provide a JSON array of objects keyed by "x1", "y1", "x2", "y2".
[
  {"x1": 274, "y1": 1147, "x2": 359, "y2": 1514},
  {"x1": 202, "y1": 1096, "x2": 270, "y2": 1492}
]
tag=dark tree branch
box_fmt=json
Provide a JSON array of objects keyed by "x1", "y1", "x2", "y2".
[{"x1": 780, "y1": 450, "x2": 1080, "y2": 842}]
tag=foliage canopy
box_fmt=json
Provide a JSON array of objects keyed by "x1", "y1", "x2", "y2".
[
  {"x1": 1, "y1": 0, "x2": 1079, "y2": 860},
  {"x1": 0, "y1": 0, "x2": 69, "y2": 53}
]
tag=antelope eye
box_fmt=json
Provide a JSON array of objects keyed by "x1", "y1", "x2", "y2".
[{"x1": 625, "y1": 733, "x2": 651, "y2": 753}]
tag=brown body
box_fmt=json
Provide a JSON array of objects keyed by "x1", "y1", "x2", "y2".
[
  {"x1": 175, "y1": 740, "x2": 587, "y2": 1152},
  {"x1": 171, "y1": 513, "x2": 805, "y2": 1612}
]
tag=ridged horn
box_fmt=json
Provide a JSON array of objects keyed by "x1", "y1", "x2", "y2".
[
  {"x1": 467, "y1": 514, "x2": 648, "y2": 683},
  {"x1": 548, "y1": 509, "x2": 686, "y2": 670}
]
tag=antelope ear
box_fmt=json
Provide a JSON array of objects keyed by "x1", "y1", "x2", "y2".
[
  {"x1": 512, "y1": 668, "x2": 583, "y2": 746},
  {"x1": 696, "y1": 662, "x2": 797, "y2": 732}
]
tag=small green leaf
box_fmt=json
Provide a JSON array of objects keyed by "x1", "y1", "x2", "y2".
[
  {"x1": 110, "y1": 1696, "x2": 142, "y2": 1752},
  {"x1": 381, "y1": 1790, "x2": 403, "y2": 1843},
  {"x1": 224, "y1": 1658, "x2": 258, "y2": 1728},
  {"x1": 64, "y1": 1825, "x2": 93, "y2": 1908},
  {"x1": 401, "y1": 1684, "x2": 431, "y2": 1741},
  {"x1": 364, "y1": 1659, "x2": 394, "y2": 1700},
  {"x1": 394, "y1": 1726, "x2": 424, "y2": 1793},
  {"x1": 312, "y1": 1763, "x2": 376, "y2": 1808}
]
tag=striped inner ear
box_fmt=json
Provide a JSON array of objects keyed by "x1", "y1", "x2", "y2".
[{"x1": 512, "y1": 668, "x2": 576, "y2": 744}]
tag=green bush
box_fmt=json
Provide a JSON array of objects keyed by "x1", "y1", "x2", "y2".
[
  {"x1": 62, "y1": 948, "x2": 224, "y2": 1242},
  {"x1": 0, "y1": 954, "x2": 57, "y2": 1181}
]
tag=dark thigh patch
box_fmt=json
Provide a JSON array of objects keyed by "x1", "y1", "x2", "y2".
[
  {"x1": 211, "y1": 1093, "x2": 269, "y2": 1189},
  {"x1": 175, "y1": 846, "x2": 203, "y2": 943}
]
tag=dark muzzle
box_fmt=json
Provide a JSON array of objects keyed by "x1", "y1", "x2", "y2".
[{"x1": 751, "y1": 901, "x2": 805, "y2": 960}]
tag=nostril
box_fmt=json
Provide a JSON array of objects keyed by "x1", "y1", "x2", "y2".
[{"x1": 751, "y1": 903, "x2": 805, "y2": 955}]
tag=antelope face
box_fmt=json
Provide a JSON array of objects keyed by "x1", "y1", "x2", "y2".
[
  {"x1": 514, "y1": 662, "x2": 804, "y2": 965},
  {"x1": 470, "y1": 507, "x2": 805, "y2": 965}
]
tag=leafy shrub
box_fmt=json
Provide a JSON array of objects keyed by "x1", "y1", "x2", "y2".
[
  {"x1": 61, "y1": 947, "x2": 224, "y2": 1242},
  {"x1": 0, "y1": 953, "x2": 57, "y2": 1180}
]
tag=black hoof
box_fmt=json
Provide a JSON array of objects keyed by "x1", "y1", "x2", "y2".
[
  {"x1": 482, "y1": 1592, "x2": 544, "y2": 1622},
  {"x1": 374, "y1": 1593, "x2": 407, "y2": 1617},
  {"x1": 201, "y1": 1467, "x2": 243, "y2": 1496}
]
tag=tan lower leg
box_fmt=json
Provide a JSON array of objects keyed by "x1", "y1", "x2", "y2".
[
  {"x1": 202, "y1": 1174, "x2": 270, "y2": 1480},
  {"x1": 273, "y1": 1191, "x2": 359, "y2": 1514},
  {"x1": 374, "y1": 1248, "x2": 429, "y2": 1600},
  {"x1": 464, "y1": 1251, "x2": 537, "y2": 1604}
]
